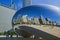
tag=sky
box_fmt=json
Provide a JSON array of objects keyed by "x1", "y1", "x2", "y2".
[
  {"x1": 0, "y1": 0, "x2": 60, "y2": 24},
  {"x1": 0, "y1": 0, "x2": 60, "y2": 32},
  {"x1": 0, "y1": 0, "x2": 60, "y2": 9}
]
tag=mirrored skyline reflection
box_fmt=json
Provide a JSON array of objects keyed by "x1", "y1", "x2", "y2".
[
  {"x1": 13, "y1": 5, "x2": 60, "y2": 24},
  {"x1": 0, "y1": 0, "x2": 60, "y2": 24}
]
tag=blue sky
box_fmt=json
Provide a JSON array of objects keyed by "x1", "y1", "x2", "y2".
[
  {"x1": 0, "y1": 0, "x2": 22, "y2": 9},
  {"x1": 0, "y1": 0, "x2": 60, "y2": 24},
  {"x1": 0, "y1": 0, "x2": 60, "y2": 9}
]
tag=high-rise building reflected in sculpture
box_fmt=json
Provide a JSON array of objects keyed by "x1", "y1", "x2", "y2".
[{"x1": 23, "y1": 0, "x2": 31, "y2": 7}]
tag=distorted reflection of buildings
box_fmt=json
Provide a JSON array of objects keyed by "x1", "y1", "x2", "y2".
[
  {"x1": 39, "y1": 16, "x2": 46, "y2": 25},
  {"x1": 13, "y1": 14, "x2": 58, "y2": 26},
  {"x1": 33, "y1": 16, "x2": 40, "y2": 24},
  {"x1": 22, "y1": 15, "x2": 28, "y2": 23}
]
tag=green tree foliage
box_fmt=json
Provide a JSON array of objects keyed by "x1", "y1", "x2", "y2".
[{"x1": 3, "y1": 31, "x2": 16, "y2": 35}]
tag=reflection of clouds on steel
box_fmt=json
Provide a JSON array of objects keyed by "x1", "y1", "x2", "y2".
[{"x1": 42, "y1": 4, "x2": 60, "y2": 15}]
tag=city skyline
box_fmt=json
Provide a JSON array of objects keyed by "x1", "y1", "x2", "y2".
[
  {"x1": 13, "y1": 5, "x2": 60, "y2": 24},
  {"x1": 0, "y1": 0, "x2": 60, "y2": 24},
  {"x1": 0, "y1": 0, "x2": 60, "y2": 39},
  {"x1": 13, "y1": 14, "x2": 58, "y2": 26}
]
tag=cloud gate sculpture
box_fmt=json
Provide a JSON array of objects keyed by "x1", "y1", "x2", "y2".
[{"x1": 12, "y1": 5, "x2": 60, "y2": 40}]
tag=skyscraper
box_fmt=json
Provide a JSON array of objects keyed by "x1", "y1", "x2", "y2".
[
  {"x1": 10, "y1": 2, "x2": 15, "y2": 9},
  {"x1": 33, "y1": 16, "x2": 40, "y2": 24},
  {"x1": 23, "y1": 0, "x2": 31, "y2": 7},
  {"x1": 22, "y1": 15, "x2": 28, "y2": 23},
  {"x1": 39, "y1": 16, "x2": 46, "y2": 24}
]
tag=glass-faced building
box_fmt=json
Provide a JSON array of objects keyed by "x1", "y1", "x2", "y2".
[{"x1": 23, "y1": 0, "x2": 31, "y2": 7}]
